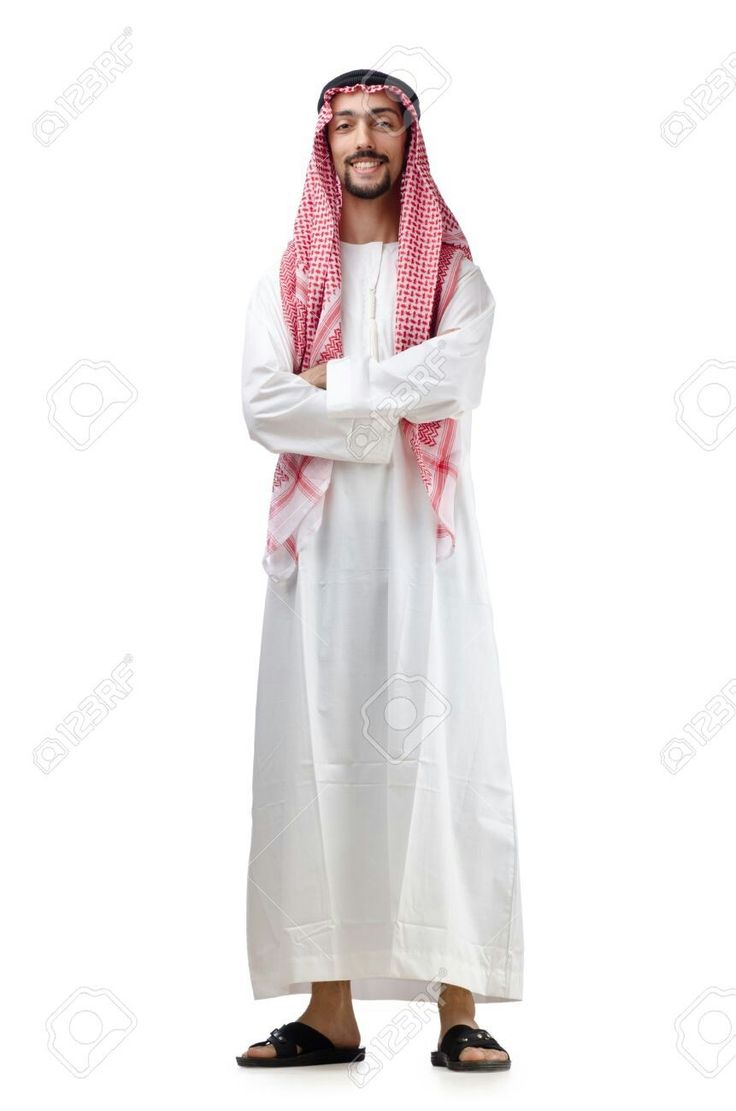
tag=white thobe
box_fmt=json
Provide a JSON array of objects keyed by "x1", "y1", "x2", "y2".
[{"x1": 241, "y1": 240, "x2": 523, "y2": 1004}]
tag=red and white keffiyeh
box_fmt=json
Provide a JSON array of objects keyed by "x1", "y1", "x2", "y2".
[{"x1": 263, "y1": 81, "x2": 473, "y2": 582}]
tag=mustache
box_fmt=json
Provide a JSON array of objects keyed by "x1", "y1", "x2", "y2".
[{"x1": 347, "y1": 154, "x2": 387, "y2": 165}]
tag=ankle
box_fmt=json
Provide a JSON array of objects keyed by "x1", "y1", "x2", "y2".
[
  {"x1": 307, "y1": 980, "x2": 354, "y2": 1012},
  {"x1": 438, "y1": 983, "x2": 475, "y2": 1019}
]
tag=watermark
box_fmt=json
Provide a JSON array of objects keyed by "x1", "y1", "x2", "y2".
[
  {"x1": 329, "y1": 48, "x2": 450, "y2": 141},
  {"x1": 33, "y1": 655, "x2": 134, "y2": 773},
  {"x1": 345, "y1": 341, "x2": 452, "y2": 460},
  {"x1": 46, "y1": 986, "x2": 136, "y2": 1077},
  {"x1": 661, "y1": 52, "x2": 736, "y2": 146},
  {"x1": 361, "y1": 672, "x2": 451, "y2": 763},
  {"x1": 47, "y1": 359, "x2": 138, "y2": 449},
  {"x1": 346, "y1": 420, "x2": 392, "y2": 461},
  {"x1": 32, "y1": 29, "x2": 134, "y2": 147},
  {"x1": 348, "y1": 969, "x2": 445, "y2": 1086},
  {"x1": 288, "y1": 919, "x2": 334, "y2": 951},
  {"x1": 674, "y1": 359, "x2": 736, "y2": 450},
  {"x1": 675, "y1": 987, "x2": 736, "y2": 1076},
  {"x1": 371, "y1": 46, "x2": 451, "y2": 136},
  {"x1": 660, "y1": 677, "x2": 736, "y2": 774}
]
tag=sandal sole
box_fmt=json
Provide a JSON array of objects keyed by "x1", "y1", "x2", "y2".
[{"x1": 237, "y1": 1047, "x2": 365, "y2": 1067}]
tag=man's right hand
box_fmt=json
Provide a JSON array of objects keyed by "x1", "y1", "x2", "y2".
[{"x1": 299, "y1": 362, "x2": 327, "y2": 389}]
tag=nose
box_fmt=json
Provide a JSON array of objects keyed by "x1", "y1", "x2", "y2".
[{"x1": 353, "y1": 116, "x2": 373, "y2": 150}]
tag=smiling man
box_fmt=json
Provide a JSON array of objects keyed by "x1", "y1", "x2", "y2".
[
  {"x1": 238, "y1": 68, "x2": 524, "y2": 1073},
  {"x1": 333, "y1": 98, "x2": 409, "y2": 197}
]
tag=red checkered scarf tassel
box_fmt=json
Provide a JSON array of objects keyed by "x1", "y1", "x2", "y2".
[{"x1": 263, "y1": 82, "x2": 472, "y2": 581}]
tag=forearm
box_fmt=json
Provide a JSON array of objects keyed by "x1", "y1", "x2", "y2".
[
  {"x1": 323, "y1": 305, "x2": 493, "y2": 424},
  {"x1": 242, "y1": 363, "x2": 396, "y2": 463}
]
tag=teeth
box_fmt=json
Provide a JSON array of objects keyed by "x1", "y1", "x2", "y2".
[{"x1": 353, "y1": 161, "x2": 380, "y2": 169}]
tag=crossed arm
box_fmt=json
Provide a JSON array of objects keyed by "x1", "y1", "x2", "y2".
[
  {"x1": 323, "y1": 263, "x2": 495, "y2": 424},
  {"x1": 302, "y1": 323, "x2": 459, "y2": 388},
  {"x1": 241, "y1": 262, "x2": 495, "y2": 463},
  {"x1": 241, "y1": 270, "x2": 396, "y2": 463}
]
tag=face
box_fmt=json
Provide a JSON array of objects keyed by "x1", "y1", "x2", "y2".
[{"x1": 325, "y1": 89, "x2": 410, "y2": 199}]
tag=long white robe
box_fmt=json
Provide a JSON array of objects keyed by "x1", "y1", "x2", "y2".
[{"x1": 241, "y1": 240, "x2": 523, "y2": 1004}]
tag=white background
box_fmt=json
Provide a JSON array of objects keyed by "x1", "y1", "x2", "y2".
[{"x1": 2, "y1": 0, "x2": 735, "y2": 1105}]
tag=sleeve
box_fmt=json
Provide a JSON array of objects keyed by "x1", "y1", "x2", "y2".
[
  {"x1": 324, "y1": 261, "x2": 495, "y2": 424},
  {"x1": 241, "y1": 268, "x2": 397, "y2": 464}
]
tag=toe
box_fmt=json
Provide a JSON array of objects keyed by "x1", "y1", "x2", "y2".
[
  {"x1": 244, "y1": 1041, "x2": 303, "y2": 1058},
  {"x1": 244, "y1": 1044, "x2": 276, "y2": 1058},
  {"x1": 458, "y1": 1046, "x2": 509, "y2": 1063}
]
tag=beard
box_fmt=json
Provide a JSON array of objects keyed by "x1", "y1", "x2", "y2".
[{"x1": 342, "y1": 163, "x2": 392, "y2": 199}]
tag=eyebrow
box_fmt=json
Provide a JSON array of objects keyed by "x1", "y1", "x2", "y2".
[{"x1": 331, "y1": 107, "x2": 401, "y2": 120}]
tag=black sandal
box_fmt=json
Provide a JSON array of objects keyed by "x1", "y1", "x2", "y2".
[
  {"x1": 236, "y1": 1020, "x2": 365, "y2": 1068},
  {"x1": 430, "y1": 1023, "x2": 511, "y2": 1071}
]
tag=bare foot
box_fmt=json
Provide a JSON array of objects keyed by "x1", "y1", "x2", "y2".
[
  {"x1": 437, "y1": 983, "x2": 509, "y2": 1065},
  {"x1": 243, "y1": 981, "x2": 360, "y2": 1059}
]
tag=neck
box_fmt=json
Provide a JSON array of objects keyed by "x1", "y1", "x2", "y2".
[{"x1": 338, "y1": 182, "x2": 401, "y2": 244}]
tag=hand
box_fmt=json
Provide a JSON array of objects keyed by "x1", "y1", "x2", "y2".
[{"x1": 299, "y1": 362, "x2": 327, "y2": 389}]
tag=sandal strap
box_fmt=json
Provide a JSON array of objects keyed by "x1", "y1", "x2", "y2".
[
  {"x1": 246, "y1": 1029, "x2": 294, "y2": 1058},
  {"x1": 267, "y1": 1025, "x2": 299, "y2": 1058},
  {"x1": 282, "y1": 1020, "x2": 335, "y2": 1053},
  {"x1": 260, "y1": 1020, "x2": 335, "y2": 1058},
  {"x1": 440, "y1": 1023, "x2": 507, "y2": 1061}
]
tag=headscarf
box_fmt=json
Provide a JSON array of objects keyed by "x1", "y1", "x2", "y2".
[{"x1": 262, "y1": 75, "x2": 472, "y2": 581}]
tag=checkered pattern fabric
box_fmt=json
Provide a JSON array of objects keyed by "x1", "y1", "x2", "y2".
[{"x1": 262, "y1": 82, "x2": 472, "y2": 581}]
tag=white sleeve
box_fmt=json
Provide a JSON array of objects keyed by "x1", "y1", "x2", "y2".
[
  {"x1": 324, "y1": 262, "x2": 495, "y2": 424},
  {"x1": 241, "y1": 268, "x2": 397, "y2": 464}
]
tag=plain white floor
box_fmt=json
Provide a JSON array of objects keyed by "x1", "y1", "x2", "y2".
[{"x1": 3, "y1": 1, "x2": 736, "y2": 1106}]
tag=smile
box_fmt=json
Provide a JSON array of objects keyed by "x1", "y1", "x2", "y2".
[{"x1": 350, "y1": 160, "x2": 384, "y2": 175}]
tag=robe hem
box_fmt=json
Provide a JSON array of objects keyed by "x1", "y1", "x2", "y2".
[{"x1": 248, "y1": 947, "x2": 523, "y2": 1005}]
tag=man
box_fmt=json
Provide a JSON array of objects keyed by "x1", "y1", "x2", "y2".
[{"x1": 237, "y1": 69, "x2": 523, "y2": 1072}]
